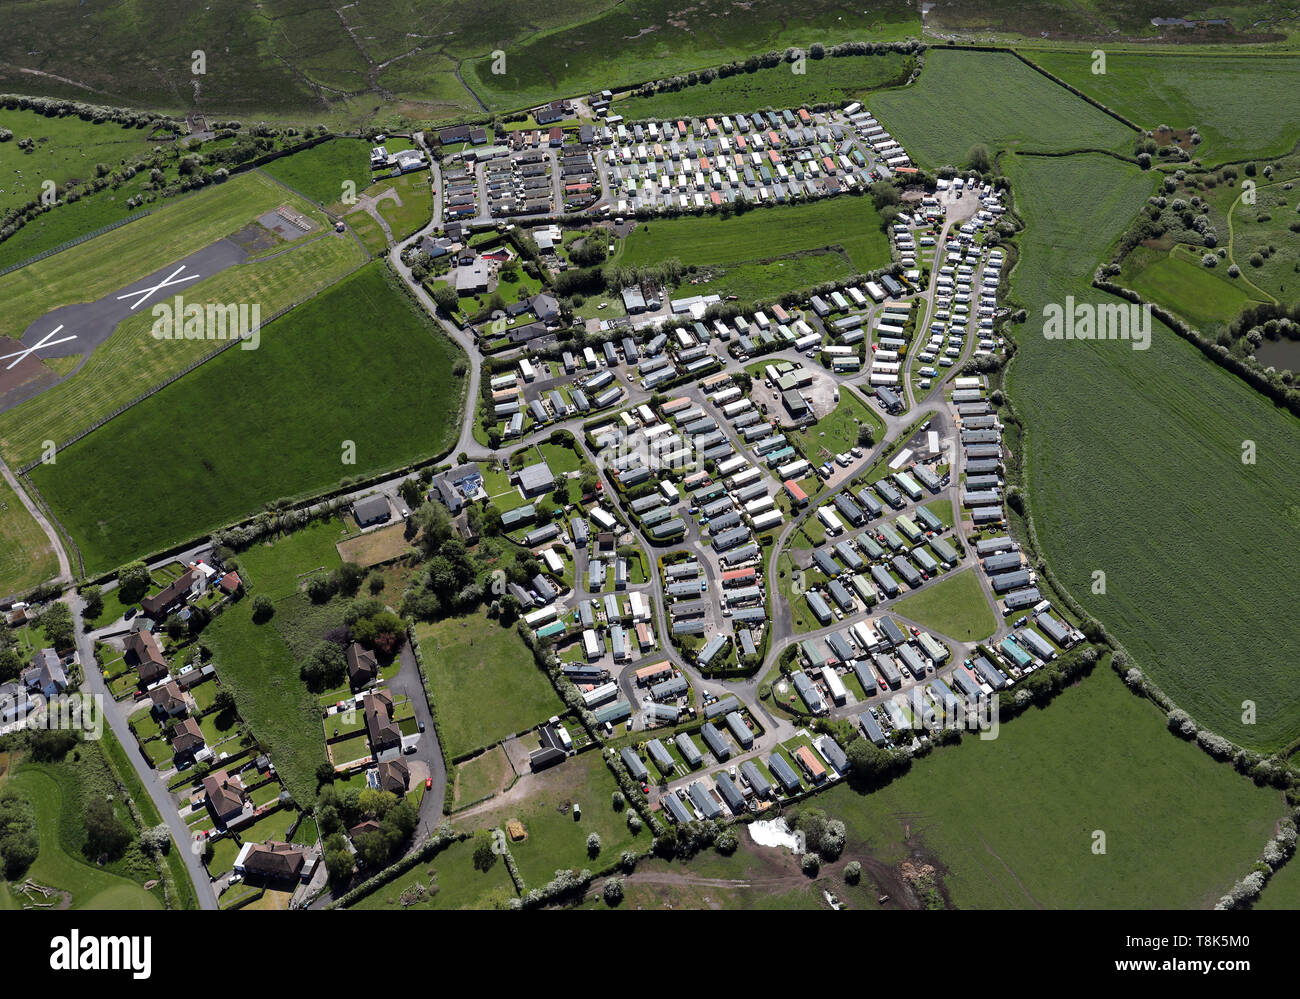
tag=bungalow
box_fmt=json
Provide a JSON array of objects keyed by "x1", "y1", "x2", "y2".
[
  {"x1": 203, "y1": 770, "x2": 246, "y2": 823},
  {"x1": 23, "y1": 648, "x2": 67, "y2": 698},
  {"x1": 233, "y1": 841, "x2": 313, "y2": 881},
  {"x1": 125, "y1": 629, "x2": 168, "y2": 685},
  {"x1": 346, "y1": 642, "x2": 379, "y2": 688},
  {"x1": 352, "y1": 494, "x2": 391, "y2": 527},
  {"x1": 171, "y1": 716, "x2": 206, "y2": 757},
  {"x1": 376, "y1": 757, "x2": 410, "y2": 794},
  {"x1": 149, "y1": 680, "x2": 189, "y2": 718},
  {"x1": 141, "y1": 569, "x2": 202, "y2": 619},
  {"x1": 363, "y1": 689, "x2": 402, "y2": 753}
]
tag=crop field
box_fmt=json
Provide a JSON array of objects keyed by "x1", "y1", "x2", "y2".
[
  {"x1": 0, "y1": 108, "x2": 159, "y2": 216},
  {"x1": 617, "y1": 52, "x2": 912, "y2": 121},
  {"x1": 999, "y1": 151, "x2": 1300, "y2": 750},
  {"x1": 0, "y1": 226, "x2": 367, "y2": 470},
  {"x1": 0, "y1": 472, "x2": 59, "y2": 595},
  {"x1": 260, "y1": 138, "x2": 373, "y2": 206},
  {"x1": 29, "y1": 263, "x2": 464, "y2": 574},
  {"x1": 415, "y1": 613, "x2": 564, "y2": 761},
  {"x1": 1028, "y1": 51, "x2": 1300, "y2": 162},
  {"x1": 466, "y1": 0, "x2": 918, "y2": 112},
  {"x1": 870, "y1": 48, "x2": 1135, "y2": 168},
  {"x1": 817, "y1": 669, "x2": 1283, "y2": 908},
  {"x1": 618, "y1": 196, "x2": 891, "y2": 278},
  {"x1": 890, "y1": 568, "x2": 997, "y2": 642}
]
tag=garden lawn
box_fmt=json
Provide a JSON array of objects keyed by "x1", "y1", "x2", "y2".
[
  {"x1": 29, "y1": 263, "x2": 464, "y2": 573},
  {"x1": 889, "y1": 568, "x2": 996, "y2": 642},
  {"x1": 415, "y1": 612, "x2": 563, "y2": 760}
]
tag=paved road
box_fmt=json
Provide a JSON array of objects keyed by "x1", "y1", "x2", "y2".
[{"x1": 65, "y1": 589, "x2": 219, "y2": 910}]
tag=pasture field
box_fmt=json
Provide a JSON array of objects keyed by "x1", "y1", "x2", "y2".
[
  {"x1": 1219, "y1": 164, "x2": 1300, "y2": 307},
  {"x1": 2, "y1": 748, "x2": 165, "y2": 910},
  {"x1": 200, "y1": 594, "x2": 325, "y2": 805},
  {"x1": 870, "y1": 48, "x2": 1134, "y2": 168},
  {"x1": 455, "y1": 750, "x2": 646, "y2": 890},
  {"x1": 0, "y1": 171, "x2": 158, "y2": 271},
  {"x1": 29, "y1": 263, "x2": 464, "y2": 573},
  {"x1": 681, "y1": 253, "x2": 856, "y2": 306},
  {"x1": 1028, "y1": 51, "x2": 1300, "y2": 162},
  {"x1": 1118, "y1": 244, "x2": 1265, "y2": 331},
  {"x1": 466, "y1": 0, "x2": 918, "y2": 112},
  {"x1": 0, "y1": 472, "x2": 59, "y2": 595},
  {"x1": 348, "y1": 836, "x2": 517, "y2": 910},
  {"x1": 890, "y1": 568, "x2": 997, "y2": 642},
  {"x1": 261, "y1": 138, "x2": 373, "y2": 206},
  {"x1": 818, "y1": 669, "x2": 1283, "y2": 908},
  {"x1": 617, "y1": 52, "x2": 912, "y2": 121},
  {"x1": 237, "y1": 517, "x2": 348, "y2": 602},
  {"x1": 617, "y1": 196, "x2": 891, "y2": 277},
  {"x1": 0, "y1": 108, "x2": 158, "y2": 216},
  {"x1": 414, "y1": 613, "x2": 564, "y2": 761},
  {"x1": 999, "y1": 151, "x2": 1300, "y2": 750},
  {"x1": 372, "y1": 172, "x2": 434, "y2": 243},
  {"x1": 1254, "y1": 852, "x2": 1300, "y2": 909}
]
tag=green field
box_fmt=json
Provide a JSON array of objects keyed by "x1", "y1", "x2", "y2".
[
  {"x1": 260, "y1": 138, "x2": 373, "y2": 206},
  {"x1": 415, "y1": 613, "x2": 564, "y2": 760},
  {"x1": 0, "y1": 174, "x2": 369, "y2": 469},
  {"x1": 0, "y1": 108, "x2": 158, "y2": 215},
  {"x1": 371, "y1": 172, "x2": 434, "y2": 243},
  {"x1": 998, "y1": 151, "x2": 1300, "y2": 750},
  {"x1": 1120, "y1": 244, "x2": 1265, "y2": 331},
  {"x1": 456, "y1": 751, "x2": 645, "y2": 890},
  {"x1": 349, "y1": 836, "x2": 516, "y2": 910},
  {"x1": 0, "y1": 473, "x2": 59, "y2": 595},
  {"x1": 618, "y1": 52, "x2": 912, "y2": 120},
  {"x1": 465, "y1": 0, "x2": 919, "y2": 111},
  {"x1": 618, "y1": 196, "x2": 891, "y2": 285},
  {"x1": 238, "y1": 517, "x2": 348, "y2": 602},
  {"x1": 890, "y1": 568, "x2": 997, "y2": 642},
  {"x1": 2, "y1": 750, "x2": 165, "y2": 910},
  {"x1": 791, "y1": 385, "x2": 884, "y2": 460},
  {"x1": 870, "y1": 48, "x2": 1135, "y2": 169},
  {"x1": 200, "y1": 596, "x2": 325, "y2": 805},
  {"x1": 1029, "y1": 50, "x2": 1300, "y2": 162},
  {"x1": 818, "y1": 669, "x2": 1283, "y2": 908},
  {"x1": 30, "y1": 263, "x2": 464, "y2": 573}
]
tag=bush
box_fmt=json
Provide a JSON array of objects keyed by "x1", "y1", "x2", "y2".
[
  {"x1": 800, "y1": 853, "x2": 820, "y2": 877},
  {"x1": 251, "y1": 594, "x2": 274, "y2": 623},
  {"x1": 843, "y1": 860, "x2": 862, "y2": 885},
  {"x1": 602, "y1": 877, "x2": 624, "y2": 906}
]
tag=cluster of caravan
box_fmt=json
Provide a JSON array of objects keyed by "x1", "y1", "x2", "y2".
[{"x1": 604, "y1": 107, "x2": 882, "y2": 215}]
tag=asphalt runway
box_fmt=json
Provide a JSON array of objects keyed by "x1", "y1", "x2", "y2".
[{"x1": 0, "y1": 237, "x2": 250, "y2": 414}]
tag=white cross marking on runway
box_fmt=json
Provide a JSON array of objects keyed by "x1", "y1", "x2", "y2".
[
  {"x1": 116, "y1": 264, "x2": 202, "y2": 310},
  {"x1": 0, "y1": 325, "x2": 78, "y2": 370}
]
